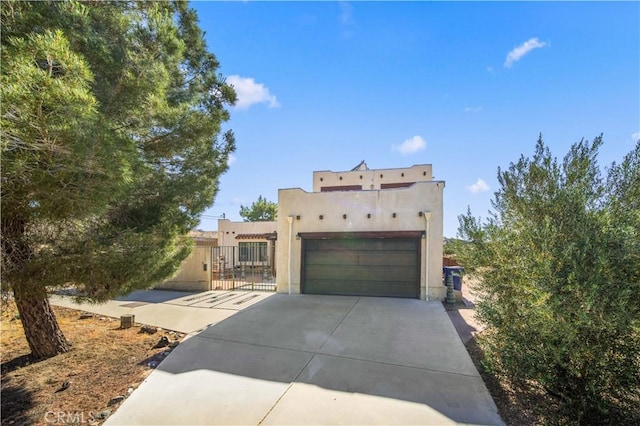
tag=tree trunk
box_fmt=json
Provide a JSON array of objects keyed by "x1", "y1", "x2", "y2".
[
  {"x1": 3, "y1": 217, "x2": 71, "y2": 359},
  {"x1": 14, "y1": 285, "x2": 71, "y2": 359}
]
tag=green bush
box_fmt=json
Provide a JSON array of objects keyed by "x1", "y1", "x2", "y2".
[{"x1": 458, "y1": 135, "x2": 640, "y2": 423}]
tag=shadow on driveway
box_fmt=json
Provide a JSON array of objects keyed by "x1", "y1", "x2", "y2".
[
  {"x1": 107, "y1": 295, "x2": 503, "y2": 425},
  {"x1": 114, "y1": 290, "x2": 197, "y2": 304}
]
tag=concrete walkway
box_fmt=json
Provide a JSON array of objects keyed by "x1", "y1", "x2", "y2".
[
  {"x1": 92, "y1": 294, "x2": 503, "y2": 425},
  {"x1": 50, "y1": 289, "x2": 274, "y2": 334},
  {"x1": 446, "y1": 279, "x2": 487, "y2": 344}
]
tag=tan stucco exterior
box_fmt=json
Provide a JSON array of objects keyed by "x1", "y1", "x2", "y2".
[
  {"x1": 313, "y1": 164, "x2": 433, "y2": 191},
  {"x1": 216, "y1": 219, "x2": 277, "y2": 247},
  {"x1": 154, "y1": 246, "x2": 212, "y2": 292},
  {"x1": 277, "y1": 164, "x2": 445, "y2": 300},
  {"x1": 154, "y1": 231, "x2": 218, "y2": 291},
  {"x1": 156, "y1": 165, "x2": 444, "y2": 298}
]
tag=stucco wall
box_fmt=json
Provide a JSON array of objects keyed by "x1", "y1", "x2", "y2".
[
  {"x1": 276, "y1": 181, "x2": 445, "y2": 300},
  {"x1": 313, "y1": 164, "x2": 433, "y2": 192},
  {"x1": 154, "y1": 246, "x2": 211, "y2": 292},
  {"x1": 217, "y1": 219, "x2": 277, "y2": 247}
]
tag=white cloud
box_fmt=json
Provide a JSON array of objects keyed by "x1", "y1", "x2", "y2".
[
  {"x1": 392, "y1": 135, "x2": 426, "y2": 155},
  {"x1": 632, "y1": 131, "x2": 640, "y2": 141},
  {"x1": 464, "y1": 106, "x2": 483, "y2": 113},
  {"x1": 227, "y1": 154, "x2": 237, "y2": 166},
  {"x1": 467, "y1": 179, "x2": 490, "y2": 194},
  {"x1": 227, "y1": 75, "x2": 279, "y2": 109},
  {"x1": 504, "y1": 37, "x2": 547, "y2": 68}
]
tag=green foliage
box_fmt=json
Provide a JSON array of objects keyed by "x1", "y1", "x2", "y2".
[
  {"x1": 239, "y1": 196, "x2": 278, "y2": 222},
  {"x1": 1, "y1": 0, "x2": 236, "y2": 302},
  {"x1": 458, "y1": 135, "x2": 640, "y2": 422},
  {"x1": 443, "y1": 238, "x2": 467, "y2": 257}
]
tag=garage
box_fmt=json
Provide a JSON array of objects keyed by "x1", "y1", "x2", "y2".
[{"x1": 300, "y1": 232, "x2": 422, "y2": 298}]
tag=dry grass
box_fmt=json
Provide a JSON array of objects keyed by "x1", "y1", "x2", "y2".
[{"x1": 1, "y1": 299, "x2": 183, "y2": 425}]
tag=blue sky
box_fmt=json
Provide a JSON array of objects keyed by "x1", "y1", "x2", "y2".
[{"x1": 193, "y1": 1, "x2": 640, "y2": 238}]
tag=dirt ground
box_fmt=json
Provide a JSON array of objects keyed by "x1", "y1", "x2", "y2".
[{"x1": 1, "y1": 299, "x2": 183, "y2": 425}]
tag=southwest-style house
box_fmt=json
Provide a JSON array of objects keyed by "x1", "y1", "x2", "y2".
[
  {"x1": 157, "y1": 162, "x2": 445, "y2": 300},
  {"x1": 276, "y1": 162, "x2": 445, "y2": 301}
]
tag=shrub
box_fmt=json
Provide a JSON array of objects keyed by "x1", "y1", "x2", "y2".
[{"x1": 458, "y1": 135, "x2": 640, "y2": 423}]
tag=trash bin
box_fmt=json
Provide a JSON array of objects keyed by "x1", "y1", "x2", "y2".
[{"x1": 443, "y1": 266, "x2": 464, "y2": 291}]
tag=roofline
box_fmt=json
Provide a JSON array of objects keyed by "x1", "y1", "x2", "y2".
[
  {"x1": 279, "y1": 180, "x2": 445, "y2": 194},
  {"x1": 313, "y1": 164, "x2": 432, "y2": 174}
]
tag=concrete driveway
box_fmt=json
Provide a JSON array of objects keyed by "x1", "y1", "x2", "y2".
[{"x1": 106, "y1": 294, "x2": 503, "y2": 425}]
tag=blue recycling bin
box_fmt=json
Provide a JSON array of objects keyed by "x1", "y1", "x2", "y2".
[{"x1": 443, "y1": 266, "x2": 464, "y2": 291}]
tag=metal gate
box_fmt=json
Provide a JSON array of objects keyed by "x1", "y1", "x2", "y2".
[{"x1": 211, "y1": 246, "x2": 276, "y2": 292}]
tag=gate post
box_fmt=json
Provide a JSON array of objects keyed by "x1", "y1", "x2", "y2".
[{"x1": 209, "y1": 246, "x2": 213, "y2": 290}]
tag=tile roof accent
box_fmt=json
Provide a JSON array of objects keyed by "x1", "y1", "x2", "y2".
[{"x1": 235, "y1": 232, "x2": 277, "y2": 240}]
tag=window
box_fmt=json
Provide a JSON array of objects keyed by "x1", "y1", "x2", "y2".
[{"x1": 239, "y1": 242, "x2": 268, "y2": 262}]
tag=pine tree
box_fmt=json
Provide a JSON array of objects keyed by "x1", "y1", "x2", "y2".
[
  {"x1": 1, "y1": 0, "x2": 236, "y2": 358},
  {"x1": 239, "y1": 196, "x2": 278, "y2": 222}
]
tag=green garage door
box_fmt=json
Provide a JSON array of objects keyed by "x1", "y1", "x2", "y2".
[{"x1": 302, "y1": 236, "x2": 420, "y2": 298}]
